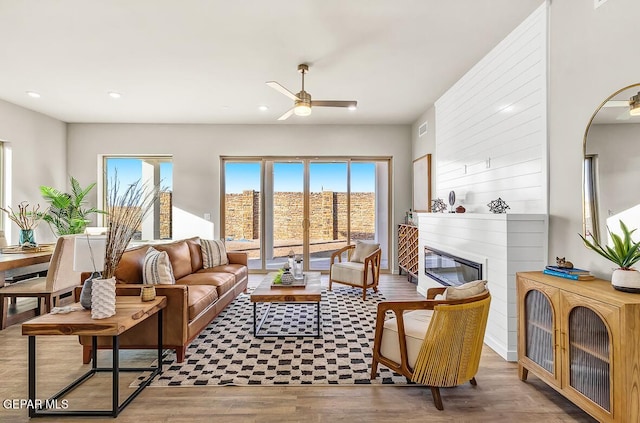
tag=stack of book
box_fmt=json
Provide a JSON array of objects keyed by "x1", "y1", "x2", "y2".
[{"x1": 543, "y1": 266, "x2": 595, "y2": 281}]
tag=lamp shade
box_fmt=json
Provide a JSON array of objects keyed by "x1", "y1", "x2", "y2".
[{"x1": 73, "y1": 235, "x2": 107, "y2": 273}]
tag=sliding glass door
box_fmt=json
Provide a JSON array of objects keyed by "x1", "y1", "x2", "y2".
[
  {"x1": 266, "y1": 161, "x2": 304, "y2": 269},
  {"x1": 222, "y1": 157, "x2": 390, "y2": 272}
]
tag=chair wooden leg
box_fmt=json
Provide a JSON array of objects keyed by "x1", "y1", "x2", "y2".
[
  {"x1": 470, "y1": 377, "x2": 477, "y2": 386},
  {"x1": 0, "y1": 295, "x2": 7, "y2": 330},
  {"x1": 370, "y1": 358, "x2": 378, "y2": 380},
  {"x1": 430, "y1": 387, "x2": 444, "y2": 410},
  {"x1": 362, "y1": 288, "x2": 367, "y2": 301},
  {"x1": 328, "y1": 279, "x2": 333, "y2": 291}
]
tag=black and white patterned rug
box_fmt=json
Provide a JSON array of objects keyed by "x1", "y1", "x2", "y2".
[{"x1": 135, "y1": 288, "x2": 407, "y2": 386}]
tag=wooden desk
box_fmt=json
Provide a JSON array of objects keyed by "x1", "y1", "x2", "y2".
[
  {"x1": 22, "y1": 296, "x2": 166, "y2": 418},
  {"x1": 0, "y1": 250, "x2": 53, "y2": 284}
]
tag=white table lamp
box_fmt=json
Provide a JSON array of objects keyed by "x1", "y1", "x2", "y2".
[{"x1": 74, "y1": 235, "x2": 107, "y2": 275}]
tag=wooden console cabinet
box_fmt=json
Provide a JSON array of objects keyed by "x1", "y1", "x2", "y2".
[
  {"x1": 397, "y1": 224, "x2": 418, "y2": 282},
  {"x1": 516, "y1": 271, "x2": 640, "y2": 422}
]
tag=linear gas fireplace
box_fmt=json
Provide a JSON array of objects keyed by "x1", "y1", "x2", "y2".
[{"x1": 424, "y1": 246, "x2": 482, "y2": 287}]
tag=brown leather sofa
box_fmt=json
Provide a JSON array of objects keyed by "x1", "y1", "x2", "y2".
[{"x1": 79, "y1": 237, "x2": 248, "y2": 363}]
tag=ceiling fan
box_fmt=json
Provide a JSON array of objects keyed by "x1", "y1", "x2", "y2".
[{"x1": 266, "y1": 64, "x2": 358, "y2": 121}]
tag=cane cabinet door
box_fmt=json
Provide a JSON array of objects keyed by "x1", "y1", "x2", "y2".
[
  {"x1": 560, "y1": 291, "x2": 616, "y2": 422},
  {"x1": 518, "y1": 278, "x2": 561, "y2": 388}
]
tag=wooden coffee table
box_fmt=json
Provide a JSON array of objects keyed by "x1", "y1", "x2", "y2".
[
  {"x1": 250, "y1": 272, "x2": 322, "y2": 338},
  {"x1": 22, "y1": 296, "x2": 166, "y2": 418}
]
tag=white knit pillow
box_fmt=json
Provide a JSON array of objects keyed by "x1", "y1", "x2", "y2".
[
  {"x1": 350, "y1": 241, "x2": 380, "y2": 263},
  {"x1": 143, "y1": 247, "x2": 175, "y2": 285},
  {"x1": 201, "y1": 239, "x2": 229, "y2": 269}
]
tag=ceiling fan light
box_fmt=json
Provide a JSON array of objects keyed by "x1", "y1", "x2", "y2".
[
  {"x1": 294, "y1": 104, "x2": 312, "y2": 116},
  {"x1": 630, "y1": 92, "x2": 640, "y2": 116}
]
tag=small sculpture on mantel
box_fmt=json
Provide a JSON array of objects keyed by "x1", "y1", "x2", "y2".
[
  {"x1": 431, "y1": 198, "x2": 447, "y2": 213},
  {"x1": 556, "y1": 257, "x2": 574, "y2": 269},
  {"x1": 487, "y1": 197, "x2": 510, "y2": 214}
]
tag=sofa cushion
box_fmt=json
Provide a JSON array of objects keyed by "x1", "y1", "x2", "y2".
[
  {"x1": 185, "y1": 237, "x2": 204, "y2": 272},
  {"x1": 350, "y1": 241, "x2": 380, "y2": 263},
  {"x1": 115, "y1": 246, "x2": 147, "y2": 284},
  {"x1": 206, "y1": 263, "x2": 248, "y2": 284},
  {"x1": 201, "y1": 239, "x2": 229, "y2": 268},
  {"x1": 143, "y1": 247, "x2": 176, "y2": 285},
  {"x1": 154, "y1": 240, "x2": 193, "y2": 280},
  {"x1": 187, "y1": 285, "x2": 219, "y2": 321},
  {"x1": 178, "y1": 271, "x2": 236, "y2": 297}
]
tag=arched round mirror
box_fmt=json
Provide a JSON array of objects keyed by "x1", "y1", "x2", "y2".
[{"x1": 583, "y1": 83, "x2": 640, "y2": 241}]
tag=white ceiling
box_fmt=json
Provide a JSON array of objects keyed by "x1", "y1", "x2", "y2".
[{"x1": 0, "y1": 0, "x2": 542, "y2": 125}]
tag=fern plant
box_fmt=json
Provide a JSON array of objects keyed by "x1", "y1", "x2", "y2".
[
  {"x1": 579, "y1": 220, "x2": 640, "y2": 269},
  {"x1": 40, "y1": 176, "x2": 105, "y2": 236}
]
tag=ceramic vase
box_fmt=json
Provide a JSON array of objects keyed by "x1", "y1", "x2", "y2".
[
  {"x1": 611, "y1": 269, "x2": 640, "y2": 293},
  {"x1": 79, "y1": 279, "x2": 93, "y2": 309},
  {"x1": 91, "y1": 277, "x2": 117, "y2": 319}
]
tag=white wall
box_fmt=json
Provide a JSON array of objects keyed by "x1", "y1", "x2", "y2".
[
  {"x1": 548, "y1": 0, "x2": 640, "y2": 279},
  {"x1": 0, "y1": 98, "x2": 67, "y2": 244},
  {"x1": 66, "y1": 123, "x2": 412, "y2": 271},
  {"x1": 434, "y1": 3, "x2": 547, "y2": 214},
  {"x1": 411, "y1": 106, "x2": 436, "y2": 200}
]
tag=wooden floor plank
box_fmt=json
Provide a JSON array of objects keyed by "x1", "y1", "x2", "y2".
[{"x1": 0, "y1": 274, "x2": 595, "y2": 422}]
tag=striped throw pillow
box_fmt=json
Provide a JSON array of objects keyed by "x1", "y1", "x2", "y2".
[
  {"x1": 143, "y1": 247, "x2": 176, "y2": 285},
  {"x1": 201, "y1": 239, "x2": 229, "y2": 268}
]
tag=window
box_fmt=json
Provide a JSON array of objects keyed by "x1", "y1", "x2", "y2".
[
  {"x1": 222, "y1": 157, "x2": 390, "y2": 271},
  {"x1": 103, "y1": 156, "x2": 173, "y2": 240}
]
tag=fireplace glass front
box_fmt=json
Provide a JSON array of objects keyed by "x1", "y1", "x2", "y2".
[{"x1": 424, "y1": 246, "x2": 482, "y2": 287}]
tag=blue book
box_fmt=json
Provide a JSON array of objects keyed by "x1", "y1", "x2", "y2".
[
  {"x1": 543, "y1": 269, "x2": 594, "y2": 280},
  {"x1": 545, "y1": 266, "x2": 591, "y2": 275}
]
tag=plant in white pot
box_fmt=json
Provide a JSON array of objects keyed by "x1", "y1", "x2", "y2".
[
  {"x1": 81, "y1": 173, "x2": 161, "y2": 318},
  {"x1": 579, "y1": 220, "x2": 640, "y2": 293}
]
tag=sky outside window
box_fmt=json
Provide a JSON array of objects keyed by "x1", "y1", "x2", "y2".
[
  {"x1": 106, "y1": 157, "x2": 173, "y2": 190},
  {"x1": 225, "y1": 162, "x2": 375, "y2": 193}
]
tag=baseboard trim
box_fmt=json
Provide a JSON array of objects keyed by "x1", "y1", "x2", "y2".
[{"x1": 484, "y1": 333, "x2": 517, "y2": 362}]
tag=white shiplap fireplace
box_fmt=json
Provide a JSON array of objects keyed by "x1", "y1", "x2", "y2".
[{"x1": 416, "y1": 212, "x2": 547, "y2": 362}]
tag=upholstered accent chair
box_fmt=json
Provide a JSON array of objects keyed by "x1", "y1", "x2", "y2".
[
  {"x1": 0, "y1": 235, "x2": 82, "y2": 329},
  {"x1": 329, "y1": 241, "x2": 381, "y2": 300},
  {"x1": 370, "y1": 284, "x2": 491, "y2": 410}
]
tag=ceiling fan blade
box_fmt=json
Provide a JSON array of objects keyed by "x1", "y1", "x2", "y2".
[
  {"x1": 311, "y1": 100, "x2": 357, "y2": 108},
  {"x1": 266, "y1": 81, "x2": 300, "y2": 101},
  {"x1": 277, "y1": 108, "x2": 295, "y2": 121}
]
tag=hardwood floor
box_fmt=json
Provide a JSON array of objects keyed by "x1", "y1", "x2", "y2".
[{"x1": 0, "y1": 274, "x2": 595, "y2": 422}]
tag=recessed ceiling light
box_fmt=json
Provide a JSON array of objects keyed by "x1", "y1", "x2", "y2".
[
  {"x1": 26, "y1": 91, "x2": 41, "y2": 98},
  {"x1": 221, "y1": 106, "x2": 230, "y2": 110},
  {"x1": 108, "y1": 92, "x2": 121, "y2": 99},
  {"x1": 258, "y1": 105, "x2": 269, "y2": 111},
  {"x1": 348, "y1": 105, "x2": 357, "y2": 111}
]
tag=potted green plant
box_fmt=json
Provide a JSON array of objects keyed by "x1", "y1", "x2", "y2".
[
  {"x1": 579, "y1": 220, "x2": 640, "y2": 292},
  {"x1": 40, "y1": 176, "x2": 105, "y2": 236}
]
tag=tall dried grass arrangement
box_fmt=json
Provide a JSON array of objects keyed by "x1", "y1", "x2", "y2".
[{"x1": 102, "y1": 174, "x2": 162, "y2": 279}]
